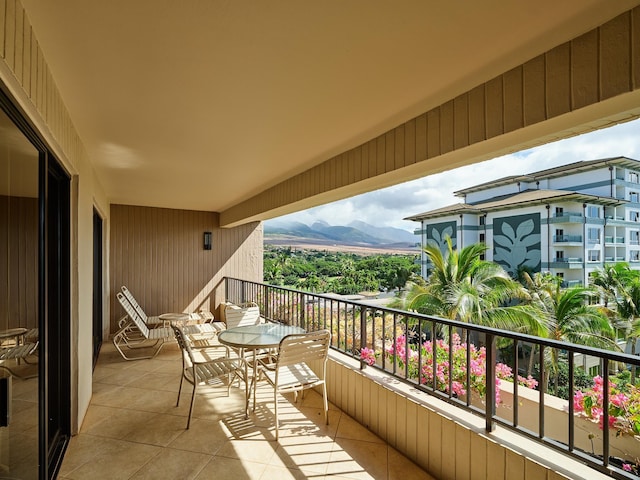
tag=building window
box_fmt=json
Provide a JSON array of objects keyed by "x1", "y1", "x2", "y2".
[
  {"x1": 555, "y1": 207, "x2": 564, "y2": 217},
  {"x1": 631, "y1": 251, "x2": 640, "y2": 262},
  {"x1": 632, "y1": 231, "x2": 640, "y2": 245},
  {"x1": 586, "y1": 205, "x2": 600, "y2": 218},
  {"x1": 479, "y1": 233, "x2": 485, "y2": 243},
  {"x1": 479, "y1": 215, "x2": 485, "y2": 226},
  {"x1": 588, "y1": 228, "x2": 600, "y2": 243},
  {"x1": 631, "y1": 211, "x2": 640, "y2": 222},
  {"x1": 631, "y1": 192, "x2": 640, "y2": 203},
  {"x1": 556, "y1": 251, "x2": 564, "y2": 260},
  {"x1": 588, "y1": 250, "x2": 600, "y2": 262},
  {"x1": 631, "y1": 172, "x2": 640, "y2": 183}
]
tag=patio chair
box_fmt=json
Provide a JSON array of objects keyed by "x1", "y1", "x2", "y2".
[
  {"x1": 259, "y1": 329, "x2": 331, "y2": 440},
  {"x1": 171, "y1": 324, "x2": 246, "y2": 429},
  {"x1": 224, "y1": 302, "x2": 275, "y2": 366},
  {"x1": 223, "y1": 302, "x2": 262, "y2": 328},
  {"x1": 0, "y1": 341, "x2": 39, "y2": 378},
  {"x1": 113, "y1": 291, "x2": 174, "y2": 360},
  {"x1": 120, "y1": 286, "x2": 163, "y2": 325}
]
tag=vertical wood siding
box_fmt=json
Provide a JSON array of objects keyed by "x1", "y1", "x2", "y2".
[
  {"x1": 0, "y1": 0, "x2": 91, "y2": 173},
  {"x1": 109, "y1": 204, "x2": 262, "y2": 333},
  {"x1": 0, "y1": 195, "x2": 38, "y2": 330}
]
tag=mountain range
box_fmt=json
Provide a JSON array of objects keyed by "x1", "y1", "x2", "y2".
[{"x1": 264, "y1": 219, "x2": 419, "y2": 249}]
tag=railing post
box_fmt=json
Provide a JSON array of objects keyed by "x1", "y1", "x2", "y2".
[
  {"x1": 485, "y1": 333, "x2": 496, "y2": 432},
  {"x1": 360, "y1": 307, "x2": 366, "y2": 370},
  {"x1": 299, "y1": 292, "x2": 306, "y2": 330}
]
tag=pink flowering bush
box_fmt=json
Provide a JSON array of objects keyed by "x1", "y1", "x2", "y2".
[
  {"x1": 379, "y1": 333, "x2": 537, "y2": 403},
  {"x1": 360, "y1": 347, "x2": 377, "y2": 366},
  {"x1": 573, "y1": 375, "x2": 640, "y2": 437}
]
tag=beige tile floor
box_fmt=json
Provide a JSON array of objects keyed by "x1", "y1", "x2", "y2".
[{"x1": 59, "y1": 341, "x2": 436, "y2": 480}]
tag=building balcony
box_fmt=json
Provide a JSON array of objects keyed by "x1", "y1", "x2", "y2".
[
  {"x1": 550, "y1": 257, "x2": 583, "y2": 268},
  {"x1": 549, "y1": 212, "x2": 584, "y2": 224},
  {"x1": 605, "y1": 236, "x2": 626, "y2": 244},
  {"x1": 552, "y1": 234, "x2": 583, "y2": 244},
  {"x1": 561, "y1": 280, "x2": 583, "y2": 288}
]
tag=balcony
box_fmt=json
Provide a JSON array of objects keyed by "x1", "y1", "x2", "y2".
[
  {"x1": 59, "y1": 341, "x2": 433, "y2": 479},
  {"x1": 561, "y1": 280, "x2": 583, "y2": 288},
  {"x1": 550, "y1": 257, "x2": 583, "y2": 268},
  {"x1": 605, "y1": 236, "x2": 626, "y2": 245},
  {"x1": 549, "y1": 212, "x2": 584, "y2": 224},
  {"x1": 221, "y1": 279, "x2": 639, "y2": 480},
  {"x1": 553, "y1": 235, "x2": 583, "y2": 244}
]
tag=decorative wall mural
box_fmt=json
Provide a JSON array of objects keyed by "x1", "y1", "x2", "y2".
[
  {"x1": 426, "y1": 221, "x2": 457, "y2": 252},
  {"x1": 493, "y1": 213, "x2": 541, "y2": 276}
]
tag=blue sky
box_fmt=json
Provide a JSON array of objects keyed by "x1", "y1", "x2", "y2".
[{"x1": 267, "y1": 118, "x2": 640, "y2": 232}]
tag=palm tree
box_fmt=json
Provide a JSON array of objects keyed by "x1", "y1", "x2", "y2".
[
  {"x1": 590, "y1": 262, "x2": 635, "y2": 307},
  {"x1": 613, "y1": 273, "x2": 640, "y2": 382},
  {"x1": 405, "y1": 238, "x2": 546, "y2": 334},
  {"x1": 523, "y1": 273, "x2": 616, "y2": 391}
]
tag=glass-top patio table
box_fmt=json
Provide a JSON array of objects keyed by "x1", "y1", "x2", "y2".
[{"x1": 218, "y1": 323, "x2": 305, "y2": 417}]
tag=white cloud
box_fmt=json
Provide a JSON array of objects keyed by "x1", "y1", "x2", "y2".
[{"x1": 270, "y1": 118, "x2": 640, "y2": 232}]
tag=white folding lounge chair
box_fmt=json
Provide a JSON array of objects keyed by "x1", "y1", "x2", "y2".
[
  {"x1": 120, "y1": 286, "x2": 164, "y2": 325},
  {"x1": 172, "y1": 324, "x2": 246, "y2": 428},
  {"x1": 113, "y1": 291, "x2": 174, "y2": 360},
  {"x1": 259, "y1": 329, "x2": 331, "y2": 440},
  {"x1": 0, "y1": 342, "x2": 39, "y2": 378}
]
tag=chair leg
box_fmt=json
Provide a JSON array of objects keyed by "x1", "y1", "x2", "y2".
[
  {"x1": 187, "y1": 384, "x2": 197, "y2": 429},
  {"x1": 274, "y1": 388, "x2": 279, "y2": 441},
  {"x1": 322, "y1": 383, "x2": 329, "y2": 425},
  {"x1": 176, "y1": 373, "x2": 184, "y2": 407}
]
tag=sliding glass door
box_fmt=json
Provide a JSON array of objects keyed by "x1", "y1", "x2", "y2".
[{"x1": 0, "y1": 92, "x2": 71, "y2": 478}]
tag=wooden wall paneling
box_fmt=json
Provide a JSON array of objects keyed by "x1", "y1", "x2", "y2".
[
  {"x1": 13, "y1": 2, "x2": 21, "y2": 82},
  {"x1": 600, "y1": 12, "x2": 631, "y2": 100},
  {"x1": 369, "y1": 380, "x2": 379, "y2": 433},
  {"x1": 633, "y1": 8, "x2": 640, "y2": 89},
  {"x1": 453, "y1": 93, "x2": 469, "y2": 151},
  {"x1": 0, "y1": 0, "x2": 5, "y2": 59},
  {"x1": 439, "y1": 100, "x2": 454, "y2": 155},
  {"x1": 485, "y1": 76, "x2": 504, "y2": 139},
  {"x1": 404, "y1": 118, "x2": 416, "y2": 166},
  {"x1": 376, "y1": 134, "x2": 385, "y2": 176},
  {"x1": 523, "y1": 55, "x2": 546, "y2": 126},
  {"x1": 486, "y1": 439, "x2": 506, "y2": 480},
  {"x1": 385, "y1": 130, "x2": 395, "y2": 173},
  {"x1": 361, "y1": 368, "x2": 371, "y2": 428},
  {"x1": 426, "y1": 108, "x2": 440, "y2": 159},
  {"x1": 503, "y1": 66, "x2": 524, "y2": 134},
  {"x1": 427, "y1": 411, "x2": 442, "y2": 478},
  {"x1": 505, "y1": 449, "x2": 525, "y2": 480},
  {"x1": 395, "y1": 394, "x2": 407, "y2": 452},
  {"x1": 546, "y1": 43, "x2": 571, "y2": 118},
  {"x1": 440, "y1": 418, "x2": 456, "y2": 480},
  {"x1": 524, "y1": 458, "x2": 548, "y2": 480},
  {"x1": 470, "y1": 432, "x2": 487, "y2": 480},
  {"x1": 4, "y1": 0, "x2": 14, "y2": 69},
  {"x1": 416, "y1": 404, "x2": 429, "y2": 469},
  {"x1": 386, "y1": 386, "x2": 397, "y2": 447},
  {"x1": 394, "y1": 125, "x2": 404, "y2": 170},
  {"x1": 455, "y1": 423, "x2": 471, "y2": 480},
  {"x1": 405, "y1": 399, "x2": 418, "y2": 463},
  {"x1": 21, "y1": 13, "x2": 29, "y2": 92},
  {"x1": 571, "y1": 29, "x2": 599, "y2": 111},
  {"x1": 468, "y1": 85, "x2": 486, "y2": 145}
]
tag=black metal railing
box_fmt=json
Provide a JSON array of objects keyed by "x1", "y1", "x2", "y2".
[{"x1": 225, "y1": 277, "x2": 640, "y2": 479}]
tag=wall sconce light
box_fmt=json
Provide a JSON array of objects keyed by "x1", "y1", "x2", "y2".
[{"x1": 203, "y1": 231, "x2": 212, "y2": 250}]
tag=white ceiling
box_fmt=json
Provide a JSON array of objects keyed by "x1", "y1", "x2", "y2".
[{"x1": 19, "y1": 0, "x2": 640, "y2": 216}]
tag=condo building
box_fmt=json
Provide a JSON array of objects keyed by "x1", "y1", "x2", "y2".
[{"x1": 406, "y1": 157, "x2": 640, "y2": 287}]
